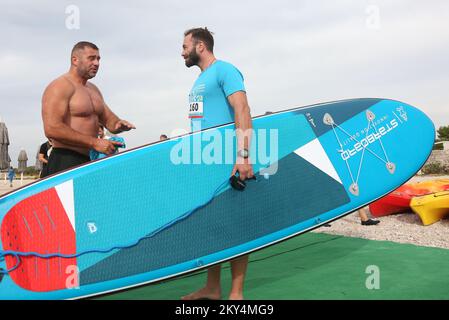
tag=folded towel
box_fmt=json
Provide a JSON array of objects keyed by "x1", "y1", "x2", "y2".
[{"x1": 90, "y1": 137, "x2": 126, "y2": 160}]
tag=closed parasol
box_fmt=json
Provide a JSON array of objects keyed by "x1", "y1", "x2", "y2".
[
  {"x1": 18, "y1": 149, "x2": 28, "y2": 172},
  {"x1": 0, "y1": 117, "x2": 11, "y2": 170}
]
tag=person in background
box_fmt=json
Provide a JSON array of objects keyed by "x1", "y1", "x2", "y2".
[
  {"x1": 160, "y1": 134, "x2": 168, "y2": 141},
  {"x1": 359, "y1": 207, "x2": 380, "y2": 226},
  {"x1": 7, "y1": 166, "x2": 15, "y2": 187},
  {"x1": 38, "y1": 139, "x2": 53, "y2": 178},
  {"x1": 90, "y1": 124, "x2": 126, "y2": 160},
  {"x1": 98, "y1": 124, "x2": 111, "y2": 140},
  {"x1": 323, "y1": 207, "x2": 379, "y2": 227}
]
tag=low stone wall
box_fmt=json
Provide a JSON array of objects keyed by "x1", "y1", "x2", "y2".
[{"x1": 426, "y1": 149, "x2": 449, "y2": 167}]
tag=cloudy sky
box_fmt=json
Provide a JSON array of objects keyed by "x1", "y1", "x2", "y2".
[{"x1": 1, "y1": 0, "x2": 448, "y2": 166}]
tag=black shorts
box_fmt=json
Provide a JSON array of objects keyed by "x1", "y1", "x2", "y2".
[
  {"x1": 46, "y1": 148, "x2": 90, "y2": 176},
  {"x1": 40, "y1": 164, "x2": 48, "y2": 178}
]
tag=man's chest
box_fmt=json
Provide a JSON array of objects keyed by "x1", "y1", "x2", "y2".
[
  {"x1": 69, "y1": 87, "x2": 104, "y2": 117},
  {"x1": 189, "y1": 77, "x2": 224, "y2": 118}
]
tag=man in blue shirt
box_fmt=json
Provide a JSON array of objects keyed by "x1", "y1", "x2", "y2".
[
  {"x1": 181, "y1": 27, "x2": 254, "y2": 300},
  {"x1": 7, "y1": 166, "x2": 15, "y2": 188}
]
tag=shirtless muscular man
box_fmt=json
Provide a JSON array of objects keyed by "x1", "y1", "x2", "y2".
[{"x1": 42, "y1": 41, "x2": 135, "y2": 175}]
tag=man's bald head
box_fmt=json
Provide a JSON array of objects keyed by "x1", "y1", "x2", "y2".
[{"x1": 71, "y1": 41, "x2": 99, "y2": 57}]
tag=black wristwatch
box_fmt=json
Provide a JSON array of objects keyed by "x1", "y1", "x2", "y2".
[{"x1": 237, "y1": 149, "x2": 249, "y2": 159}]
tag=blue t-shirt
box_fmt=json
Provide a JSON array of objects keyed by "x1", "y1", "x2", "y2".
[
  {"x1": 7, "y1": 169, "x2": 15, "y2": 180},
  {"x1": 189, "y1": 60, "x2": 245, "y2": 131}
]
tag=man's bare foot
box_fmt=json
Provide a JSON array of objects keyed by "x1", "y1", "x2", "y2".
[
  {"x1": 181, "y1": 287, "x2": 221, "y2": 300},
  {"x1": 228, "y1": 292, "x2": 244, "y2": 300}
]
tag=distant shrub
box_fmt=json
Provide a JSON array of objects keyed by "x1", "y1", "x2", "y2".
[
  {"x1": 421, "y1": 162, "x2": 449, "y2": 175},
  {"x1": 437, "y1": 126, "x2": 449, "y2": 141},
  {"x1": 433, "y1": 143, "x2": 444, "y2": 150},
  {"x1": 12, "y1": 166, "x2": 40, "y2": 179}
]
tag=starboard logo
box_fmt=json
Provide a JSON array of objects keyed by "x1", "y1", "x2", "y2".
[
  {"x1": 87, "y1": 222, "x2": 97, "y2": 234},
  {"x1": 396, "y1": 106, "x2": 408, "y2": 122},
  {"x1": 341, "y1": 118, "x2": 399, "y2": 161}
]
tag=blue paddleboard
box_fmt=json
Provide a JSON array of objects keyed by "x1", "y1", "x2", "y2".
[{"x1": 0, "y1": 98, "x2": 435, "y2": 299}]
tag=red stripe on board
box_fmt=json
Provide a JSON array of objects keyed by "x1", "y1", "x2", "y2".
[{"x1": 1, "y1": 187, "x2": 77, "y2": 292}]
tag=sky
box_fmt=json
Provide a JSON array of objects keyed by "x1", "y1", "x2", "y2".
[{"x1": 1, "y1": 0, "x2": 448, "y2": 167}]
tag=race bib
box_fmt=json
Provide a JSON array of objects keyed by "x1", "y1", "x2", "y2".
[{"x1": 188, "y1": 101, "x2": 203, "y2": 118}]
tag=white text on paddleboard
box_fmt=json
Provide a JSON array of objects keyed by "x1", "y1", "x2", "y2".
[{"x1": 341, "y1": 119, "x2": 399, "y2": 161}]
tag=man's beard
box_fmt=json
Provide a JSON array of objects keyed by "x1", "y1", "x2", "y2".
[
  {"x1": 77, "y1": 65, "x2": 98, "y2": 79},
  {"x1": 185, "y1": 48, "x2": 200, "y2": 68}
]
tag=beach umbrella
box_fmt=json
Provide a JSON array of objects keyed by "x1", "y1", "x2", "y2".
[
  {"x1": 18, "y1": 149, "x2": 28, "y2": 186},
  {"x1": 0, "y1": 118, "x2": 11, "y2": 170},
  {"x1": 18, "y1": 149, "x2": 28, "y2": 173}
]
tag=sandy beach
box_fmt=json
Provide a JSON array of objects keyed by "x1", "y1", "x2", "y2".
[
  {"x1": 0, "y1": 178, "x2": 36, "y2": 196},
  {"x1": 2, "y1": 175, "x2": 449, "y2": 250},
  {"x1": 314, "y1": 174, "x2": 449, "y2": 250}
]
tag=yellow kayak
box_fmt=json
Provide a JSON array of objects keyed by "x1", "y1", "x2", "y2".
[
  {"x1": 410, "y1": 191, "x2": 449, "y2": 226},
  {"x1": 406, "y1": 179, "x2": 449, "y2": 193},
  {"x1": 407, "y1": 179, "x2": 449, "y2": 193}
]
